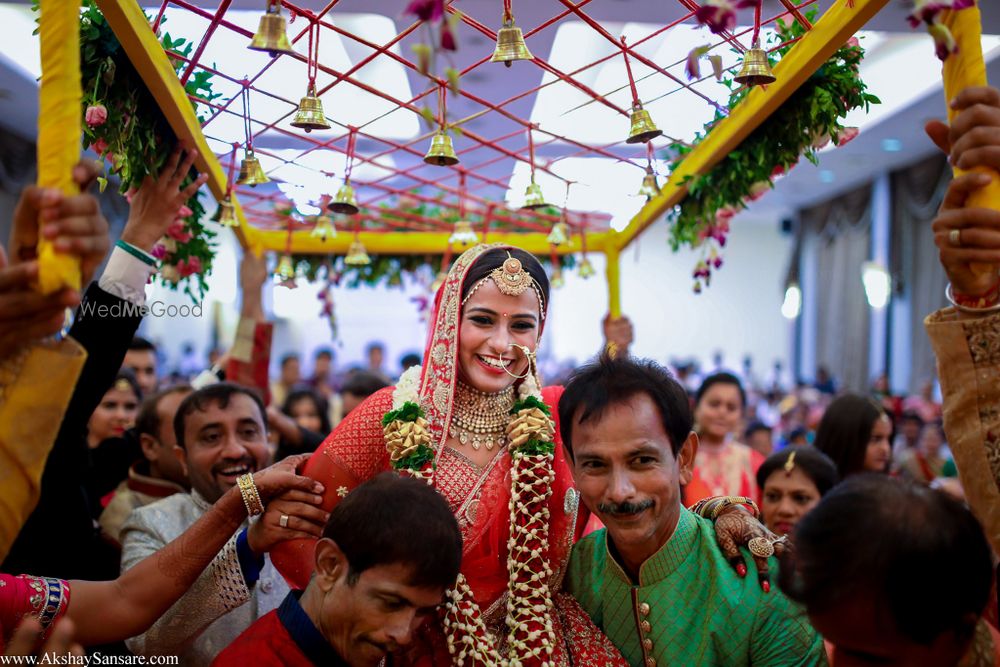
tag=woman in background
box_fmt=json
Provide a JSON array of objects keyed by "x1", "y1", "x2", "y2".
[
  {"x1": 757, "y1": 447, "x2": 838, "y2": 537},
  {"x1": 685, "y1": 372, "x2": 764, "y2": 505},
  {"x1": 813, "y1": 394, "x2": 892, "y2": 479}
]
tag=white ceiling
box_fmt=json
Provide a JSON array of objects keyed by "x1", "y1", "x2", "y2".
[{"x1": 0, "y1": 0, "x2": 998, "y2": 221}]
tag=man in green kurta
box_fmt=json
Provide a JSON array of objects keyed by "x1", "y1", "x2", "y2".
[{"x1": 558, "y1": 355, "x2": 827, "y2": 666}]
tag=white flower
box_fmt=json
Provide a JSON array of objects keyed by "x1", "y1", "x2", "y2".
[{"x1": 392, "y1": 364, "x2": 422, "y2": 410}]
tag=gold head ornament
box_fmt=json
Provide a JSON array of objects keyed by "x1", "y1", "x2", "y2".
[
  {"x1": 114, "y1": 378, "x2": 133, "y2": 393},
  {"x1": 784, "y1": 450, "x2": 797, "y2": 475}
]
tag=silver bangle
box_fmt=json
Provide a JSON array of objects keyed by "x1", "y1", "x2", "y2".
[{"x1": 944, "y1": 283, "x2": 1000, "y2": 315}]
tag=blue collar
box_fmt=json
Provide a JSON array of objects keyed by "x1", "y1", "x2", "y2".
[{"x1": 276, "y1": 590, "x2": 348, "y2": 666}]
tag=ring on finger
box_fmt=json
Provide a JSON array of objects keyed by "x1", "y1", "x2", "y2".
[
  {"x1": 279, "y1": 514, "x2": 289, "y2": 528},
  {"x1": 748, "y1": 536, "x2": 775, "y2": 558},
  {"x1": 949, "y1": 228, "x2": 963, "y2": 247}
]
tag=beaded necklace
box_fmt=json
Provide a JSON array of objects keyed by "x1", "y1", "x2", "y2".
[{"x1": 449, "y1": 382, "x2": 515, "y2": 451}]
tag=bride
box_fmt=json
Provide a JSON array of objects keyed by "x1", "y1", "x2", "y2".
[{"x1": 271, "y1": 244, "x2": 766, "y2": 666}]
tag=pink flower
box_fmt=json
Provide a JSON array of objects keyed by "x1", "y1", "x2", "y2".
[
  {"x1": 686, "y1": 45, "x2": 710, "y2": 80},
  {"x1": 90, "y1": 138, "x2": 109, "y2": 156},
  {"x1": 176, "y1": 205, "x2": 193, "y2": 219},
  {"x1": 747, "y1": 180, "x2": 771, "y2": 201},
  {"x1": 85, "y1": 104, "x2": 108, "y2": 128},
  {"x1": 907, "y1": 0, "x2": 973, "y2": 28},
  {"x1": 166, "y1": 221, "x2": 193, "y2": 243},
  {"x1": 836, "y1": 126, "x2": 860, "y2": 146},
  {"x1": 176, "y1": 256, "x2": 203, "y2": 278},
  {"x1": 151, "y1": 243, "x2": 167, "y2": 260},
  {"x1": 846, "y1": 36, "x2": 860, "y2": 48},
  {"x1": 695, "y1": 0, "x2": 737, "y2": 35},
  {"x1": 694, "y1": 0, "x2": 757, "y2": 35},
  {"x1": 928, "y1": 22, "x2": 958, "y2": 60},
  {"x1": 440, "y1": 22, "x2": 456, "y2": 51},
  {"x1": 405, "y1": 0, "x2": 444, "y2": 21}
]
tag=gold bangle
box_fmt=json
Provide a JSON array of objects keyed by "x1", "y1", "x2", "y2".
[
  {"x1": 237, "y1": 473, "x2": 264, "y2": 516},
  {"x1": 709, "y1": 496, "x2": 760, "y2": 520}
]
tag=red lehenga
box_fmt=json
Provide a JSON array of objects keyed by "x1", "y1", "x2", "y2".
[{"x1": 271, "y1": 245, "x2": 625, "y2": 666}]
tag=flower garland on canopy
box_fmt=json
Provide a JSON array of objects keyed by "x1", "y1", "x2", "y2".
[
  {"x1": 383, "y1": 363, "x2": 559, "y2": 666},
  {"x1": 668, "y1": 11, "x2": 879, "y2": 292},
  {"x1": 76, "y1": 0, "x2": 220, "y2": 299}
]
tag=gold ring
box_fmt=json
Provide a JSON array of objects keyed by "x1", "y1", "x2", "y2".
[
  {"x1": 748, "y1": 536, "x2": 774, "y2": 558},
  {"x1": 279, "y1": 514, "x2": 289, "y2": 528},
  {"x1": 950, "y1": 228, "x2": 962, "y2": 247}
]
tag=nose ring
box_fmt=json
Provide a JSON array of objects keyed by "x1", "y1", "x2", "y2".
[{"x1": 499, "y1": 344, "x2": 532, "y2": 379}]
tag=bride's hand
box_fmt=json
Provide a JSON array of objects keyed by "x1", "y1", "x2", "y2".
[
  {"x1": 712, "y1": 506, "x2": 786, "y2": 593},
  {"x1": 252, "y1": 453, "x2": 325, "y2": 504}
]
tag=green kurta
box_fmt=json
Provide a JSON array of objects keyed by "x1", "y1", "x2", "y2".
[{"x1": 566, "y1": 509, "x2": 827, "y2": 667}]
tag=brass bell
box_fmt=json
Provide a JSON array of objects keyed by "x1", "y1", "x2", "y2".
[
  {"x1": 310, "y1": 217, "x2": 336, "y2": 241},
  {"x1": 217, "y1": 197, "x2": 238, "y2": 227},
  {"x1": 578, "y1": 257, "x2": 596, "y2": 279},
  {"x1": 734, "y1": 42, "x2": 776, "y2": 87},
  {"x1": 547, "y1": 221, "x2": 569, "y2": 246},
  {"x1": 448, "y1": 220, "x2": 478, "y2": 246},
  {"x1": 638, "y1": 167, "x2": 660, "y2": 200},
  {"x1": 490, "y1": 17, "x2": 534, "y2": 67},
  {"x1": 248, "y1": 3, "x2": 295, "y2": 58},
  {"x1": 550, "y1": 268, "x2": 565, "y2": 289},
  {"x1": 344, "y1": 240, "x2": 371, "y2": 266},
  {"x1": 626, "y1": 104, "x2": 663, "y2": 144},
  {"x1": 237, "y1": 151, "x2": 270, "y2": 187},
  {"x1": 290, "y1": 89, "x2": 331, "y2": 133},
  {"x1": 521, "y1": 181, "x2": 548, "y2": 210},
  {"x1": 424, "y1": 131, "x2": 459, "y2": 166},
  {"x1": 276, "y1": 253, "x2": 296, "y2": 280},
  {"x1": 328, "y1": 182, "x2": 359, "y2": 215}
]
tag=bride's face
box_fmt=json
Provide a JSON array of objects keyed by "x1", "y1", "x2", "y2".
[{"x1": 457, "y1": 279, "x2": 541, "y2": 394}]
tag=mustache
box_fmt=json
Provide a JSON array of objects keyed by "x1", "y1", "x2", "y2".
[{"x1": 598, "y1": 499, "x2": 654, "y2": 516}]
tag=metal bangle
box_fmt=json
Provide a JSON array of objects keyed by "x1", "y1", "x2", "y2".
[
  {"x1": 945, "y1": 283, "x2": 1000, "y2": 315},
  {"x1": 237, "y1": 473, "x2": 264, "y2": 516}
]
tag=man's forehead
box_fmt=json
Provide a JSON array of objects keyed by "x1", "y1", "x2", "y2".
[{"x1": 189, "y1": 395, "x2": 262, "y2": 424}]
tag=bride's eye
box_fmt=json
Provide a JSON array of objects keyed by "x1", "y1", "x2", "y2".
[{"x1": 469, "y1": 315, "x2": 492, "y2": 325}]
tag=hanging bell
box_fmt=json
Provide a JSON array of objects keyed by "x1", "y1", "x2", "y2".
[
  {"x1": 547, "y1": 221, "x2": 569, "y2": 246},
  {"x1": 328, "y1": 182, "x2": 359, "y2": 215},
  {"x1": 237, "y1": 151, "x2": 270, "y2": 187},
  {"x1": 578, "y1": 257, "x2": 595, "y2": 279},
  {"x1": 734, "y1": 42, "x2": 776, "y2": 87},
  {"x1": 424, "y1": 131, "x2": 459, "y2": 166},
  {"x1": 449, "y1": 220, "x2": 478, "y2": 246},
  {"x1": 276, "y1": 253, "x2": 296, "y2": 280},
  {"x1": 290, "y1": 89, "x2": 331, "y2": 133},
  {"x1": 217, "y1": 197, "x2": 238, "y2": 227},
  {"x1": 521, "y1": 181, "x2": 548, "y2": 210},
  {"x1": 344, "y1": 240, "x2": 371, "y2": 266},
  {"x1": 248, "y1": 3, "x2": 295, "y2": 58},
  {"x1": 310, "y1": 217, "x2": 337, "y2": 241},
  {"x1": 638, "y1": 167, "x2": 660, "y2": 200},
  {"x1": 490, "y1": 17, "x2": 534, "y2": 67},
  {"x1": 550, "y1": 268, "x2": 565, "y2": 289},
  {"x1": 626, "y1": 103, "x2": 663, "y2": 144}
]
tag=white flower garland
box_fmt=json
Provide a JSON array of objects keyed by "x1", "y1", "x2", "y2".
[{"x1": 388, "y1": 366, "x2": 558, "y2": 666}]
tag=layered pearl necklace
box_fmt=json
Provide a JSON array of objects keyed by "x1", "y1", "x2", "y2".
[{"x1": 449, "y1": 382, "x2": 515, "y2": 451}]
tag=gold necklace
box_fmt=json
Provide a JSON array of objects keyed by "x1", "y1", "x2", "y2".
[{"x1": 449, "y1": 382, "x2": 515, "y2": 451}]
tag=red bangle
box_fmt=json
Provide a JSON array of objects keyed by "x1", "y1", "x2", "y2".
[{"x1": 950, "y1": 281, "x2": 1000, "y2": 309}]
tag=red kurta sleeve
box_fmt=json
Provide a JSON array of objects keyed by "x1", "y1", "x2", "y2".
[{"x1": 269, "y1": 388, "x2": 395, "y2": 588}]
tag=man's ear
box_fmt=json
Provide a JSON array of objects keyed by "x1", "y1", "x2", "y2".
[
  {"x1": 314, "y1": 538, "x2": 347, "y2": 592},
  {"x1": 173, "y1": 444, "x2": 188, "y2": 477},
  {"x1": 139, "y1": 433, "x2": 160, "y2": 462},
  {"x1": 677, "y1": 431, "x2": 698, "y2": 486}
]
